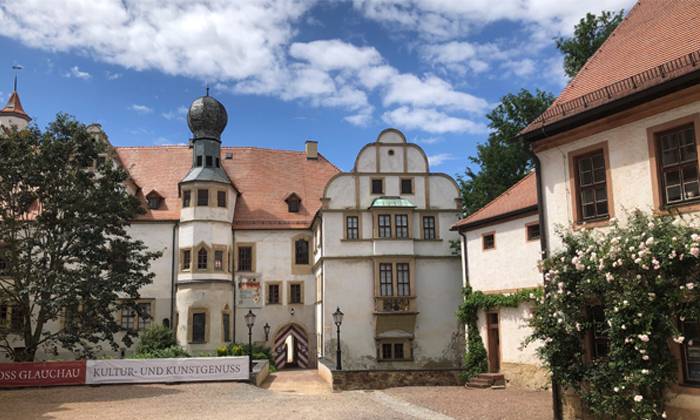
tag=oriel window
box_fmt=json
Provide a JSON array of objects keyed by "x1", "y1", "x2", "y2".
[
  {"x1": 182, "y1": 249, "x2": 191, "y2": 270},
  {"x1": 197, "y1": 189, "x2": 209, "y2": 206},
  {"x1": 182, "y1": 190, "x2": 191, "y2": 208},
  {"x1": 214, "y1": 250, "x2": 224, "y2": 271},
  {"x1": 396, "y1": 263, "x2": 410, "y2": 296},
  {"x1": 378, "y1": 215, "x2": 392, "y2": 238},
  {"x1": 657, "y1": 124, "x2": 699, "y2": 205},
  {"x1": 197, "y1": 248, "x2": 208, "y2": 270},
  {"x1": 217, "y1": 191, "x2": 227, "y2": 208},
  {"x1": 379, "y1": 263, "x2": 393, "y2": 296},
  {"x1": 395, "y1": 214, "x2": 409, "y2": 239}
]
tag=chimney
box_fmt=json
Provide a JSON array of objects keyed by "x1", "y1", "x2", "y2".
[{"x1": 305, "y1": 140, "x2": 318, "y2": 160}]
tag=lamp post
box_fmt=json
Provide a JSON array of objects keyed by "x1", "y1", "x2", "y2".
[
  {"x1": 263, "y1": 322, "x2": 271, "y2": 341},
  {"x1": 244, "y1": 310, "x2": 256, "y2": 374},
  {"x1": 332, "y1": 307, "x2": 344, "y2": 370}
]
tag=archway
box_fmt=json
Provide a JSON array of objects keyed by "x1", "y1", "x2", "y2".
[{"x1": 273, "y1": 323, "x2": 309, "y2": 369}]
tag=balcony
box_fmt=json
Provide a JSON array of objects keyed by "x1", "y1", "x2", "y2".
[{"x1": 374, "y1": 296, "x2": 417, "y2": 313}]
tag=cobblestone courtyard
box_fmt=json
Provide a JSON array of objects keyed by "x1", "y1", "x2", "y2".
[{"x1": 0, "y1": 371, "x2": 552, "y2": 420}]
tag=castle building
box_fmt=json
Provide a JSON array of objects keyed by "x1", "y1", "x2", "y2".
[
  {"x1": 0, "y1": 87, "x2": 464, "y2": 372},
  {"x1": 0, "y1": 77, "x2": 31, "y2": 131}
]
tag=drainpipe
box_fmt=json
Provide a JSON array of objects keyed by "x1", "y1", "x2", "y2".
[
  {"x1": 170, "y1": 221, "x2": 179, "y2": 331},
  {"x1": 458, "y1": 230, "x2": 469, "y2": 288},
  {"x1": 530, "y1": 149, "x2": 562, "y2": 420},
  {"x1": 232, "y1": 228, "x2": 237, "y2": 343}
]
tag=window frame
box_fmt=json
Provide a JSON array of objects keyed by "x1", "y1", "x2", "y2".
[
  {"x1": 197, "y1": 189, "x2": 209, "y2": 207},
  {"x1": 421, "y1": 215, "x2": 437, "y2": 240},
  {"x1": 217, "y1": 190, "x2": 227, "y2": 208},
  {"x1": 379, "y1": 263, "x2": 393, "y2": 297},
  {"x1": 196, "y1": 246, "x2": 209, "y2": 271},
  {"x1": 345, "y1": 214, "x2": 360, "y2": 240},
  {"x1": 394, "y1": 214, "x2": 409, "y2": 239},
  {"x1": 378, "y1": 340, "x2": 411, "y2": 361},
  {"x1": 680, "y1": 319, "x2": 700, "y2": 385},
  {"x1": 526, "y1": 222, "x2": 541, "y2": 242},
  {"x1": 222, "y1": 309, "x2": 232, "y2": 343},
  {"x1": 377, "y1": 214, "x2": 392, "y2": 238},
  {"x1": 482, "y1": 232, "x2": 495, "y2": 250},
  {"x1": 374, "y1": 259, "x2": 415, "y2": 299},
  {"x1": 568, "y1": 141, "x2": 615, "y2": 227},
  {"x1": 587, "y1": 305, "x2": 609, "y2": 361},
  {"x1": 266, "y1": 282, "x2": 281, "y2": 305},
  {"x1": 119, "y1": 300, "x2": 154, "y2": 332},
  {"x1": 189, "y1": 309, "x2": 208, "y2": 344},
  {"x1": 180, "y1": 248, "x2": 192, "y2": 271},
  {"x1": 371, "y1": 178, "x2": 384, "y2": 195},
  {"x1": 236, "y1": 244, "x2": 255, "y2": 272},
  {"x1": 182, "y1": 190, "x2": 192, "y2": 208},
  {"x1": 400, "y1": 178, "x2": 414, "y2": 195},
  {"x1": 288, "y1": 282, "x2": 304, "y2": 305},
  {"x1": 294, "y1": 239, "x2": 310, "y2": 265}
]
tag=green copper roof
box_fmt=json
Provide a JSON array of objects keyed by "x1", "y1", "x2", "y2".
[{"x1": 370, "y1": 196, "x2": 416, "y2": 208}]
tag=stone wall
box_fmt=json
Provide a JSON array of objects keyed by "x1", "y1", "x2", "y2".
[
  {"x1": 501, "y1": 362, "x2": 550, "y2": 390},
  {"x1": 318, "y1": 359, "x2": 465, "y2": 391}
]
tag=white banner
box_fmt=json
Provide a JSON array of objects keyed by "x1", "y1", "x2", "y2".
[{"x1": 86, "y1": 356, "x2": 249, "y2": 385}]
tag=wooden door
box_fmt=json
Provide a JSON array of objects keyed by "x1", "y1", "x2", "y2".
[{"x1": 486, "y1": 312, "x2": 500, "y2": 373}]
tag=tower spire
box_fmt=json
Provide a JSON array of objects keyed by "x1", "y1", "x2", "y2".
[{"x1": 11, "y1": 64, "x2": 22, "y2": 92}]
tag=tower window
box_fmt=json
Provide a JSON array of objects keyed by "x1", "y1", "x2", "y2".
[
  {"x1": 196, "y1": 156, "x2": 203, "y2": 167},
  {"x1": 183, "y1": 190, "x2": 191, "y2": 207},
  {"x1": 192, "y1": 312, "x2": 206, "y2": 344},
  {"x1": 197, "y1": 189, "x2": 209, "y2": 206},
  {"x1": 214, "y1": 250, "x2": 224, "y2": 271},
  {"x1": 217, "y1": 191, "x2": 227, "y2": 208},
  {"x1": 205, "y1": 156, "x2": 213, "y2": 167},
  {"x1": 197, "y1": 248, "x2": 208, "y2": 270},
  {"x1": 215, "y1": 157, "x2": 220, "y2": 168},
  {"x1": 182, "y1": 249, "x2": 191, "y2": 271}
]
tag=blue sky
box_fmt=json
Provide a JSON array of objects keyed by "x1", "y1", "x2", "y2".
[{"x1": 0, "y1": 0, "x2": 634, "y2": 176}]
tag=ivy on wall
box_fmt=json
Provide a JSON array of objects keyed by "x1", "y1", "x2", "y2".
[
  {"x1": 457, "y1": 285, "x2": 543, "y2": 380},
  {"x1": 527, "y1": 211, "x2": 700, "y2": 419}
]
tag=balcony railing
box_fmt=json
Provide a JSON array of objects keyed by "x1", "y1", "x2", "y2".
[{"x1": 374, "y1": 296, "x2": 416, "y2": 313}]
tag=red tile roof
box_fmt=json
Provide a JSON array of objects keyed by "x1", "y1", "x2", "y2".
[
  {"x1": 1, "y1": 91, "x2": 30, "y2": 119},
  {"x1": 523, "y1": 0, "x2": 700, "y2": 135},
  {"x1": 115, "y1": 146, "x2": 339, "y2": 228},
  {"x1": 452, "y1": 172, "x2": 537, "y2": 230}
]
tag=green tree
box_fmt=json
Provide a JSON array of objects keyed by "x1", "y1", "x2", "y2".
[
  {"x1": 0, "y1": 115, "x2": 161, "y2": 361},
  {"x1": 556, "y1": 10, "x2": 625, "y2": 78},
  {"x1": 457, "y1": 89, "x2": 554, "y2": 216}
]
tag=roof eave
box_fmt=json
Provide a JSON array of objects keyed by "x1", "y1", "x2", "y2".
[
  {"x1": 451, "y1": 205, "x2": 538, "y2": 232},
  {"x1": 521, "y1": 68, "x2": 700, "y2": 144}
]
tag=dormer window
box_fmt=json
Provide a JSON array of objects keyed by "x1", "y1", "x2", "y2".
[
  {"x1": 285, "y1": 193, "x2": 301, "y2": 213},
  {"x1": 145, "y1": 191, "x2": 163, "y2": 210}
]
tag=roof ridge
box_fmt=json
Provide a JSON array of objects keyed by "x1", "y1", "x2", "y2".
[{"x1": 463, "y1": 171, "x2": 535, "y2": 222}]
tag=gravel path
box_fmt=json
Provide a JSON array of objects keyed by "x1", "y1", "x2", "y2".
[{"x1": 0, "y1": 374, "x2": 551, "y2": 420}]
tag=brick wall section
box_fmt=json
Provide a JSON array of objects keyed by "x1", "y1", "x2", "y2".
[{"x1": 318, "y1": 359, "x2": 465, "y2": 391}]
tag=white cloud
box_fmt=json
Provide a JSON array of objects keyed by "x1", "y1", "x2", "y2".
[
  {"x1": 501, "y1": 58, "x2": 536, "y2": 78},
  {"x1": 289, "y1": 39, "x2": 382, "y2": 71},
  {"x1": 105, "y1": 71, "x2": 122, "y2": 80},
  {"x1": 427, "y1": 153, "x2": 457, "y2": 167},
  {"x1": 382, "y1": 107, "x2": 487, "y2": 134},
  {"x1": 64, "y1": 66, "x2": 91, "y2": 79},
  {"x1": 161, "y1": 106, "x2": 189, "y2": 121},
  {"x1": 345, "y1": 111, "x2": 372, "y2": 126},
  {"x1": 382, "y1": 73, "x2": 489, "y2": 113},
  {"x1": 129, "y1": 104, "x2": 153, "y2": 114},
  {"x1": 414, "y1": 136, "x2": 442, "y2": 145}
]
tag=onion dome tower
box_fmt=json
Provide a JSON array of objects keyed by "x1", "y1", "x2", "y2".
[{"x1": 176, "y1": 91, "x2": 237, "y2": 352}]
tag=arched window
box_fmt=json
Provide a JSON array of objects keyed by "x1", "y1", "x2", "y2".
[
  {"x1": 197, "y1": 248, "x2": 208, "y2": 270},
  {"x1": 295, "y1": 239, "x2": 309, "y2": 265}
]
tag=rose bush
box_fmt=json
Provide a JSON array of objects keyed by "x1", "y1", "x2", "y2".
[{"x1": 528, "y1": 211, "x2": 700, "y2": 419}]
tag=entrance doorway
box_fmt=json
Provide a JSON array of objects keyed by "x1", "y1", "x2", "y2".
[
  {"x1": 486, "y1": 312, "x2": 500, "y2": 373},
  {"x1": 273, "y1": 323, "x2": 309, "y2": 369}
]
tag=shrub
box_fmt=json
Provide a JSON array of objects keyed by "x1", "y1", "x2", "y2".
[
  {"x1": 131, "y1": 345, "x2": 190, "y2": 359},
  {"x1": 135, "y1": 324, "x2": 179, "y2": 354}
]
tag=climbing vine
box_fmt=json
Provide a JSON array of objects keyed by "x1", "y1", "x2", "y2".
[
  {"x1": 457, "y1": 286, "x2": 543, "y2": 380},
  {"x1": 527, "y1": 210, "x2": 700, "y2": 419}
]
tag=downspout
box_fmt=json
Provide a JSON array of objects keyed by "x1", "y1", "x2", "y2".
[
  {"x1": 530, "y1": 148, "x2": 562, "y2": 420},
  {"x1": 170, "y1": 221, "x2": 178, "y2": 331},
  {"x1": 458, "y1": 231, "x2": 469, "y2": 288},
  {"x1": 232, "y1": 228, "x2": 237, "y2": 343}
]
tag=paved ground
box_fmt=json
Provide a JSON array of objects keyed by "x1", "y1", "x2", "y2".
[{"x1": 0, "y1": 370, "x2": 552, "y2": 420}]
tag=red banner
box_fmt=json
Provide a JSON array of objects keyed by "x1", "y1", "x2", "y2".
[{"x1": 0, "y1": 360, "x2": 86, "y2": 388}]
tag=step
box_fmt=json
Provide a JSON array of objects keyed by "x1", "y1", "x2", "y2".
[{"x1": 465, "y1": 381, "x2": 491, "y2": 389}]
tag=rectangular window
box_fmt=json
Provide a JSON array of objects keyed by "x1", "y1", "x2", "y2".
[
  {"x1": 217, "y1": 191, "x2": 227, "y2": 208},
  {"x1": 483, "y1": 233, "x2": 495, "y2": 250},
  {"x1": 422, "y1": 216, "x2": 436, "y2": 240},
  {"x1": 371, "y1": 178, "x2": 384, "y2": 194},
  {"x1": 657, "y1": 124, "x2": 699, "y2": 205},
  {"x1": 395, "y1": 214, "x2": 409, "y2": 239},
  {"x1": 197, "y1": 248, "x2": 208, "y2": 270},
  {"x1": 590, "y1": 305, "x2": 609, "y2": 360},
  {"x1": 196, "y1": 156, "x2": 202, "y2": 167},
  {"x1": 237, "y1": 246, "x2": 252, "y2": 272},
  {"x1": 527, "y1": 223, "x2": 541, "y2": 241},
  {"x1": 197, "y1": 189, "x2": 209, "y2": 206},
  {"x1": 290, "y1": 283, "x2": 302, "y2": 304},
  {"x1": 295, "y1": 239, "x2": 309, "y2": 265},
  {"x1": 346, "y1": 216, "x2": 359, "y2": 240},
  {"x1": 183, "y1": 190, "x2": 191, "y2": 208},
  {"x1": 205, "y1": 156, "x2": 213, "y2": 167},
  {"x1": 396, "y1": 263, "x2": 410, "y2": 296},
  {"x1": 214, "y1": 250, "x2": 224, "y2": 271},
  {"x1": 400, "y1": 178, "x2": 413, "y2": 194},
  {"x1": 192, "y1": 312, "x2": 206, "y2": 344},
  {"x1": 267, "y1": 284, "x2": 280, "y2": 304},
  {"x1": 137, "y1": 302, "x2": 152, "y2": 330},
  {"x1": 379, "y1": 263, "x2": 393, "y2": 296},
  {"x1": 393, "y1": 343, "x2": 404, "y2": 360},
  {"x1": 223, "y1": 313, "x2": 231, "y2": 342},
  {"x1": 378, "y1": 215, "x2": 392, "y2": 238},
  {"x1": 120, "y1": 307, "x2": 135, "y2": 330},
  {"x1": 575, "y1": 151, "x2": 608, "y2": 221},
  {"x1": 182, "y1": 249, "x2": 191, "y2": 271},
  {"x1": 681, "y1": 319, "x2": 700, "y2": 384},
  {"x1": 382, "y1": 343, "x2": 392, "y2": 359}
]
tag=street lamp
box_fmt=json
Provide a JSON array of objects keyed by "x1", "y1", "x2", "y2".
[
  {"x1": 332, "y1": 307, "x2": 344, "y2": 370},
  {"x1": 245, "y1": 310, "x2": 256, "y2": 374},
  {"x1": 263, "y1": 322, "x2": 271, "y2": 341}
]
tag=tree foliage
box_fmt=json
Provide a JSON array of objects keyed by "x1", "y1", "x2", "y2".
[
  {"x1": 556, "y1": 10, "x2": 625, "y2": 78},
  {"x1": 0, "y1": 115, "x2": 160, "y2": 361},
  {"x1": 528, "y1": 211, "x2": 700, "y2": 419},
  {"x1": 457, "y1": 89, "x2": 554, "y2": 216}
]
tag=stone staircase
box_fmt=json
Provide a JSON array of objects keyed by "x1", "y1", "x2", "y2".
[{"x1": 465, "y1": 373, "x2": 506, "y2": 389}]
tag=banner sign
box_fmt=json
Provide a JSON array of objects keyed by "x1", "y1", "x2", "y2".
[
  {"x1": 237, "y1": 275, "x2": 262, "y2": 308},
  {"x1": 86, "y1": 356, "x2": 249, "y2": 384},
  {"x1": 0, "y1": 360, "x2": 86, "y2": 388}
]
